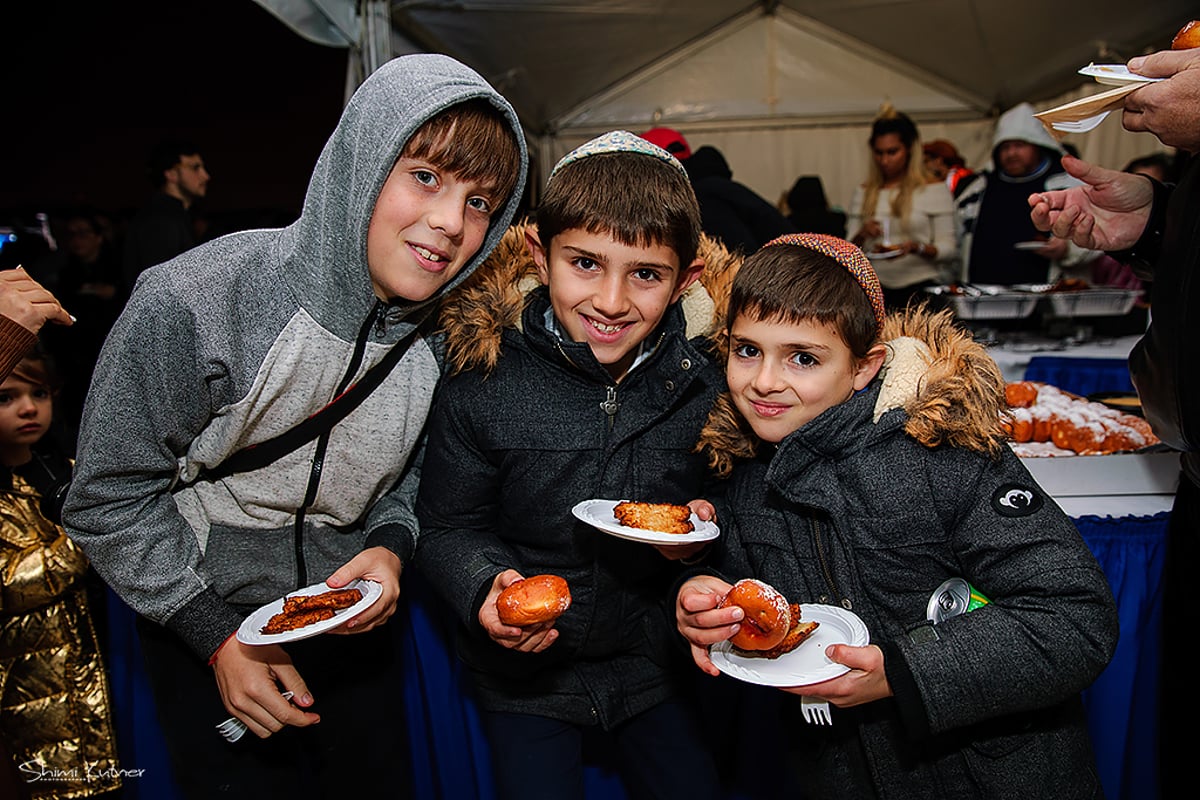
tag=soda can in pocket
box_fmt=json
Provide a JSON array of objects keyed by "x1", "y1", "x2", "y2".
[{"x1": 926, "y1": 578, "x2": 989, "y2": 624}]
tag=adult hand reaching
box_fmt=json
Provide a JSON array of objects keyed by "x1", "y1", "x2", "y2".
[
  {"x1": 0, "y1": 267, "x2": 73, "y2": 332},
  {"x1": 1028, "y1": 155, "x2": 1154, "y2": 252}
]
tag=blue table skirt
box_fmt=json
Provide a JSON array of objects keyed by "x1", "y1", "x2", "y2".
[
  {"x1": 1076, "y1": 513, "x2": 1168, "y2": 800},
  {"x1": 103, "y1": 512, "x2": 1168, "y2": 800},
  {"x1": 1023, "y1": 355, "x2": 1134, "y2": 397}
]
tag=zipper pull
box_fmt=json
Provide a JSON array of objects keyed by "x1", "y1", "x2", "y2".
[{"x1": 600, "y1": 385, "x2": 619, "y2": 418}]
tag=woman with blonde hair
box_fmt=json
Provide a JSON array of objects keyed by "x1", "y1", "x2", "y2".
[{"x1": 848, "y1": 104, "x2": 956, "y2": 308}]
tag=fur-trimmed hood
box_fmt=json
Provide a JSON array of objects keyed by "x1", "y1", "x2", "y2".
[
  {"x1": 698, "y1": 306, "x2": 1009, "y2": 477},
  {"x1": 436, "y1": 222, "x2": 742, "y2": 375}
]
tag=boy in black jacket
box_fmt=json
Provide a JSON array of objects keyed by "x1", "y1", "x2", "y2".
[{"x1": 415, "y1": 131, "x2": 733, "y2": 799}]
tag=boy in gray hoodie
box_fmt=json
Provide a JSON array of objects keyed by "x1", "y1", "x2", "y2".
[{"x1": 62, "y1": 54, "x2": 527, "y2": 797}]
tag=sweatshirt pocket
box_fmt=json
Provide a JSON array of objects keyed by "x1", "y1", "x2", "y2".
[{"x1": 204, "y1": 524, "x2": 298, "y2": 606}]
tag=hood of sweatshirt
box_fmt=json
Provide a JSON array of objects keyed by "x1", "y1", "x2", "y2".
[
  {"x1": 275, "y1": 53, "x2": 528, "y2": 340},
  {"x1": 990, "y1": 101, "x2": 1064, "y2": 171}
]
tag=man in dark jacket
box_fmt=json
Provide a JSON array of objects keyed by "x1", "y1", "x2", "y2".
[
  {"x1": 121, "y1": 139, "x2": 210, "y2": 288},
  {"x1": 1030, "y1": 42, "x2": 1199, "y2": 794}
]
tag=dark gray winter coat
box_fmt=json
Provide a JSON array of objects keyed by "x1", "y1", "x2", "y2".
[{"x1": 698, "y1": 308, "x2": 1119, "y2": 799}]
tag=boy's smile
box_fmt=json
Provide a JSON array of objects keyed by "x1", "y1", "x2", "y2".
[
  {"x1": 529, "y1": 228, "x2": 702, "y2": 382},
  {"x1": 366, "y1": 156, "x2": 497, "y2": 303},
  {"x1": 726, "y1": 313, "x2": 883, "y2": 443}
]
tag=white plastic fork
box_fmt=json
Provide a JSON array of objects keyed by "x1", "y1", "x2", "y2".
[
  {"x1": 215, "y1": 691, "x2": 294, "y2": 743},
  {"x1": 801, "y1": 696, "x2": 832, "y2": 725},
  {"x1": 1051, "y1": 111, "x2": 1110, "y2": 133}
]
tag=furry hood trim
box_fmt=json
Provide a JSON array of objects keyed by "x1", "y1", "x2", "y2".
[
  {"x1": 435, "y1": 223, "x2": 742, "y2": 376},
  {"x1": 698, "y1": 306, "x2": 1010, "y2": 477}
]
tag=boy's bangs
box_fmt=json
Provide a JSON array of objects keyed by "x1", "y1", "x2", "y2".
[
  {"x1": 539, "y1": 154, "x2": 701, "y2": 267},
  {"x1": 732, "y1": 246, "x2": 878, "y2": 356},
  {"x1": 404, "y1": 99, "x2": 521, "y2": 206}
]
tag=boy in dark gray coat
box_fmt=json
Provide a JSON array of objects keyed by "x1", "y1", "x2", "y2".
[{"x1": 677, "y1": 234, "x2": 1118, "y2": 799}]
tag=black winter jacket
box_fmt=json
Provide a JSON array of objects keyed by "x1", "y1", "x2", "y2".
[
  {"x1": 1127, "y1": 156, "x2": 1200, "y2": 488},
  {"x1": 415, "y1": 232, "x2": 736, "y2": 728}
]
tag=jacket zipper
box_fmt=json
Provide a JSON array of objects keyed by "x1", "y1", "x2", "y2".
[
  {"x1": 554, "y1": 342, "x2": 621, "y2": 431},
  {"x1": 292, "y1": 302, "x2": 383, "y2": 587},
  {"x1": 812, "y1": 518, "x2": 851, "y2": 609},
  {"x1": 600, "y1": 386, "x2": 619, "y2": 430}
]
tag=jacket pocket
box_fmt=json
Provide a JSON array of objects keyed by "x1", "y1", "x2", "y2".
[{"x1": 204, "y1": 524, "x2": 297, "y2": 605}]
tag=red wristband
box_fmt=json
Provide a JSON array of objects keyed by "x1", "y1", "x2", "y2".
[{"x1": 208, "y1": 632, "x2": 238, "y2": 666}]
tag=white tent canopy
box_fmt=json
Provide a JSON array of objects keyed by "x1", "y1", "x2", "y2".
[{"x1": 254, "y1": 0, "x2": 1188, "y2": 211}]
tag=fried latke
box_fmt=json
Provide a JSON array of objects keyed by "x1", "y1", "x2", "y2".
[
  {"x1": 613, "y1": 501, "x2": 695, "y2": 534},
  {"x1": 735, "y1": 603, "x2": 821, "y2": 659},
  {"x1": 259, "y1": 587, "x2": 364, "y2": 634}
]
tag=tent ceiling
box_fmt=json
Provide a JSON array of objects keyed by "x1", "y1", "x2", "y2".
[{"x1": 382, "y1": 0, "x2": 1194, "y2": 133}]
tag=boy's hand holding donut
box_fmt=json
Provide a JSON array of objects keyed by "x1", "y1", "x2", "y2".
[
  {"x1": 480, "y1": 570, "x2": 567, "y2": 653},
  {"x1": 676, "y1": 575, "x2": 742, "y2": 676}
]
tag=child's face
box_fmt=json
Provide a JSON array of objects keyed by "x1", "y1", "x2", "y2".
[
  {"x1": 366, "y1": 156, "x2": 500, "y2": 303},
  {"x1": 528, "y1": 227, "x2": 703, "y2": 381},
  {"x1": 726, "y1": 312, "x2": 884, "y2": 443},
  {"x1": 0, "y1": 375, "x2": 53, "y2": 451}
]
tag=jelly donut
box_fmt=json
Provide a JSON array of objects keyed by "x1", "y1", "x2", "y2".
[
  {"x1": 718, "y1": 578, "x2": 792, "y2": 652},
  {"x1": 1004, "y1": 381, "x2": 1039, "y2": 409},
  {"x1": 496, "y1": 574, "x2": 572, "y2": 626},
  {"x1": 1172, "y1": 20, "x2": 1200, "y2": 50}
]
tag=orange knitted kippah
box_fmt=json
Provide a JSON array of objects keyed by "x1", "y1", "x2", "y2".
[{"x1": 759, "y1": 233, "x2": 886, "y2": 332}]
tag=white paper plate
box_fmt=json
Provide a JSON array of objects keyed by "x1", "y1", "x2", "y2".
[
  {"x1": 866, "y1": 248, "x2": 902, "y2": 260},
  {"x1": 1077, "y1": 63, "x2": 1164, "y2": 87},
  {"x1": 237, "y1": 579, "x2": 383, "y2": 645},
  {"x1": 710, "y1": 604, "x2": 869, "y2": 687},
  {"x1": 571, "y1": 499, "x2": 719, "y2": 544}
]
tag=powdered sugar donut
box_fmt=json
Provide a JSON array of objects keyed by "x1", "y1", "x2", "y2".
[{"x1": 718, "y1": 578, "x2": 792, "y2": 652}]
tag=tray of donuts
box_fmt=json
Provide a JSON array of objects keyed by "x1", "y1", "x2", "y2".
[{"x1": 1003, "y1": 380, "x2": 1160, "y2": 457}]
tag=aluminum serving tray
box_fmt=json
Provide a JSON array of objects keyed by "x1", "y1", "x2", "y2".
[
  {"x1": 926, "y1": 286, "x2": 1040, "y2": 320},
  {"x1": 1046, "y1": 288, "x2": 1140, "y2": 317}
]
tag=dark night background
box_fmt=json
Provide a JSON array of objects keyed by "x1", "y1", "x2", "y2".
[{"x1": 1, "y1": 0, "x2": 349, "y2": 241}]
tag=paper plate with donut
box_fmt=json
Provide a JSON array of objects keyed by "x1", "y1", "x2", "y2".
[
  {"x1": 571, "y1": 498, "x2": 719, "y2": 544},
  {"x1": 237, "y1": 578, "x2": 383, "y2": 645},
  {"x1": 709, "y1": 583, "x2": 869, "y2": 687}
]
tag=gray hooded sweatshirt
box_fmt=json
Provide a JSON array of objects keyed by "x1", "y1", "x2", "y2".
[{"x1": 62, "y1": 54, "x2": 528, "y2": 659}]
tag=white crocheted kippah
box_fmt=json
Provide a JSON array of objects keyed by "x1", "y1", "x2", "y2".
[{"x1": 549, "y1": 130, "x2": 689, "y2": 180}]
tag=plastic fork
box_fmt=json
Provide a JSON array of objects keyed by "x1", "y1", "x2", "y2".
[
  {"x1": 800, "y1": 696, "x2": 832, "y2": 725},
  {"x1": 215, "y1": 691, "x2": 294, "y2": 743},
  {"x1": 1051, "y1": 111, "x2": 1110, "y2": 133}
]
